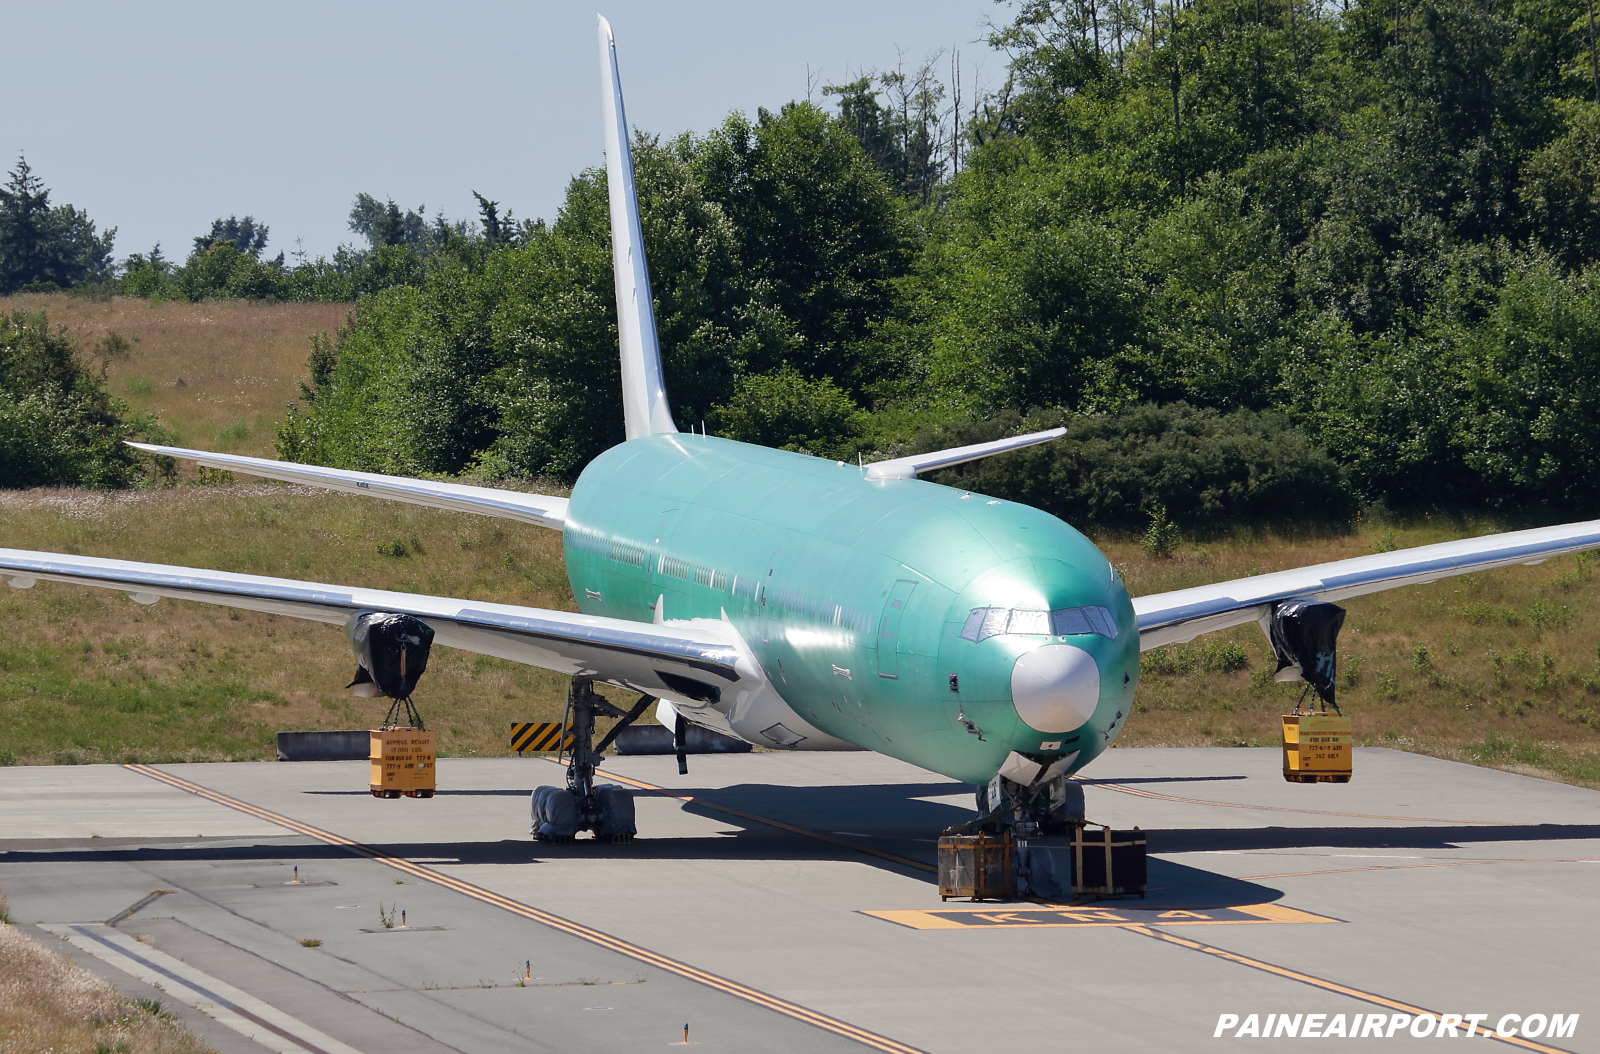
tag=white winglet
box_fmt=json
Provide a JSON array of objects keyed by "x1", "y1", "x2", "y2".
[{"x1": 598, "y1": 14, "x2": 677, "y2": 441}]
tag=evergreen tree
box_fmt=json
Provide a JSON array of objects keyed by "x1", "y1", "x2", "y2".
[
  {"x1": 192, "y1": 215, "x2": 269, "y2": 258},
  {"x1": 0, "y1": 155, "x2": 116, "y2": 294}
]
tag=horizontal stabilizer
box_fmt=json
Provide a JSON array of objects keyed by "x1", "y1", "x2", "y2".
[
  {"x1": 864, "y1": 427, "x2": 1067, "y2": 481},
  {"x1": 127, "y1": 443, "x2": 568, "y2": 530}
]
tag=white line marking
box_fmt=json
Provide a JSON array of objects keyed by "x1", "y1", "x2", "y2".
[{"x1": 43, "y1": 923, "x2": 365, "y2": 1054}]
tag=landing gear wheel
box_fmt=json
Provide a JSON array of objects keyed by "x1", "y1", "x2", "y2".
[{"x1": 528, "y1": 679, "x2": 648, "y2": 844}]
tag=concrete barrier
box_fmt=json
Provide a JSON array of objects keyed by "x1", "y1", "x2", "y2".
[{"x1": 276, "y1": 730, "x2": 370, "y2": 761}]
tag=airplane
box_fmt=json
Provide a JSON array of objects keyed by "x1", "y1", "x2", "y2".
[{"x1": 5, "y1": 16, "x2": 1600, "y2": 843}]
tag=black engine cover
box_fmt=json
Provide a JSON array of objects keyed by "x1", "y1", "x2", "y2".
[
  {"x1": 1267, "y1": 598, "x2": 1345, "y2": 707},
  {"x1": 347, "y1": 612, "x2": 434, "y2": 700}
]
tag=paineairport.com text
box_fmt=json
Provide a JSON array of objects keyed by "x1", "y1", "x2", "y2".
[{"x1": 1214, "y1": 1013, "x2": 1578, "y2": 1039}]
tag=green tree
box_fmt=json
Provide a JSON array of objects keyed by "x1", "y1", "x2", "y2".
[
  {"x1": 0, "y1": 311, "x2": 172, "y2": 487},
  {"x1": 695, "y1": 103, "x2": 911, "y2": 389},
  {"x1": 1520, "y1": 101, "x2": 1600, "y2": 269},
  {"x1": 710, "y1": 366, "x2": 864, "y2": 459},
  {"x1": 193, "y1": 215, "x2": 269, "y2": 258},
  {"x1": 0, "y1": 156, "x2": 117, "y2": 294}
]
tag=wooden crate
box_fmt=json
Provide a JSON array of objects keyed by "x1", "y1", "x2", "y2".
[
  {"x1": 1071, "y1": 825, "x2": 1147, "y2": 897},
  {"x1": 369, "y1": 729, "x2": 436, "y2": 798},
  {"x1": 937, "y1": 830, "x2": 1014, "y2": 901},
  {"x1": 1282, "y1": 713, "x2": 1352, "y2": 783}
]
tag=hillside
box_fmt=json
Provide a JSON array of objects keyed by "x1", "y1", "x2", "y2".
[{"x1": 0, "y1": 291, "x2": 347, "y2": 459}]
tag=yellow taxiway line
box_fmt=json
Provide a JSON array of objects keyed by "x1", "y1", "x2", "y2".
[{"x1": 1129, "y1": 926, "x2": 1576, "y2": 1054}]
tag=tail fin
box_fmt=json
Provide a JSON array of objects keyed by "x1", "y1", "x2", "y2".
[{"x1": 598, "y1": 15, "x2": 677, "y2": 441}]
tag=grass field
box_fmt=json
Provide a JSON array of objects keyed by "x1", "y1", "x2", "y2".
[
  {"x1": 0, "y1": 292, "x2": 347, "y2": 460},
  {"x1": 2, "y1": 484, "x2": 1598, "y2": 789},
  {"x1": 0, "y1": 907, "x2": 212, "y2": 1054}
]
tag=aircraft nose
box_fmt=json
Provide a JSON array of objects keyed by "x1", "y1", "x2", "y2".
[{"x1": 1010, "y1": 644, "x2": 1100, "y2": 733}]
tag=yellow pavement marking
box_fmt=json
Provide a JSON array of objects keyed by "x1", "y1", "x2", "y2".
[
  {"x1": 123, "y1": 765, "x2": 927, "y2": 1054},
  {"x1": 863, "y1": 901, "x2": 1339, "y2": 931},
  {"x1": 1129, "y1": 926, "x2": 1577, "y2": 1054}
]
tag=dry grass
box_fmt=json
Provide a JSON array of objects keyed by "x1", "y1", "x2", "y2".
[
  {"x1": 0, "y1": 292, "x2": 348, "y2": 460},
  {"x1": 1097, "y1": 517, "x2": 1600, "y2": 788},
  {"x1": 0, "y1": 916, "x2": 215, "y2": 1054}
]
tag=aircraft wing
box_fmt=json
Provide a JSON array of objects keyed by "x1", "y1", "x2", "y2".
[
  {"x1": 0, "y1": 548, "x2": 753, "y2": 701},
  {"x1": 126, "y1": 443, "x2": 568, "y2": 531},
  {"x1": 1133, "y1": 519, "x2": 1600, "y2": 650}
]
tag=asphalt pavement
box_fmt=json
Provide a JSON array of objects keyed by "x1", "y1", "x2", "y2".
[{"x1": 1, "y1": 746, "x2": 1595, "y2": 1052}]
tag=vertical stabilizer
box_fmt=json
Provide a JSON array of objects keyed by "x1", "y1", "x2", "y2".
[{"x1": 598, "y1": 15, "x2": 677, "y2": 440}]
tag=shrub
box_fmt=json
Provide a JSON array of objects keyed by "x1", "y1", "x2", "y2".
[
  {"x1": 0, "y1": 310, "x2": 173, "y2": 487},
  {"x1": 1199, "y1": 640, "x2": 1251, "y2": 674},
  {"x1": 922, "y1": 403, "x2": 1355, "y2": 531},
  {"x1": 711, "y1": 366, "x2": 864, "y2": 460},
  {"x1": 1140, "y1": 503, "x2": 1181, "y2": 558}
]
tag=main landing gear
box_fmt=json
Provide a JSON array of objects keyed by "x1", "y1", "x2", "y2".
[{"x1": 529, "y1": 677, "x2": 654, "y2": 844}]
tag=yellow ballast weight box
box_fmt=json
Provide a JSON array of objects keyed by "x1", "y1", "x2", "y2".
[
  {"x1": 370, "y1": 729, "x2": 436, "y2": 798},
  {"x1": 1282, "y1": 714, "x2": 1352, "y2": 783}
]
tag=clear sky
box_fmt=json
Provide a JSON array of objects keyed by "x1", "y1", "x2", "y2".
[{"x1": 4, "y1": 1, "x2": 1005, "y2": 263}]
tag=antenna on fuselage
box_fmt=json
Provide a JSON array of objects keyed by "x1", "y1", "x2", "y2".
[{"x1": 598, "y1": 14, "x2": 677, "y2": 441}]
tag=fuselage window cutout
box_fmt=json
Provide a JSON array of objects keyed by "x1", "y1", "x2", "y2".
[
  {"x1": 692, "y1": 565, "x2": 729, "y2": 592},
  {"x1": 609, "y1": 539, "x2": 648, "y2": 569}
]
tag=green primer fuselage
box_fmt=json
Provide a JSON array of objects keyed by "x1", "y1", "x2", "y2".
[{"x1": 563, "y1": 433, "x2": 1140, "y2": 785}]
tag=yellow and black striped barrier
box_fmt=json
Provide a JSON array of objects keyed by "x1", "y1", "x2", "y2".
[{"x1": 511, "y1": 722, "x2": 574, "y2": 754}]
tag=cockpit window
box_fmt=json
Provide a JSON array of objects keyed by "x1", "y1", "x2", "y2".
[
  {"x1": 961, "y1": 605, "x2": 1119, "y2": 641},
  {"x1": 1007, "y1": 608, "x2": 1050, "y2": 635}
]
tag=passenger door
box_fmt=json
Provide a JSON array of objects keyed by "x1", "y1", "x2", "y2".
[{"x1": 875, "y1": 579, "x2": 918, "y2": 680}]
